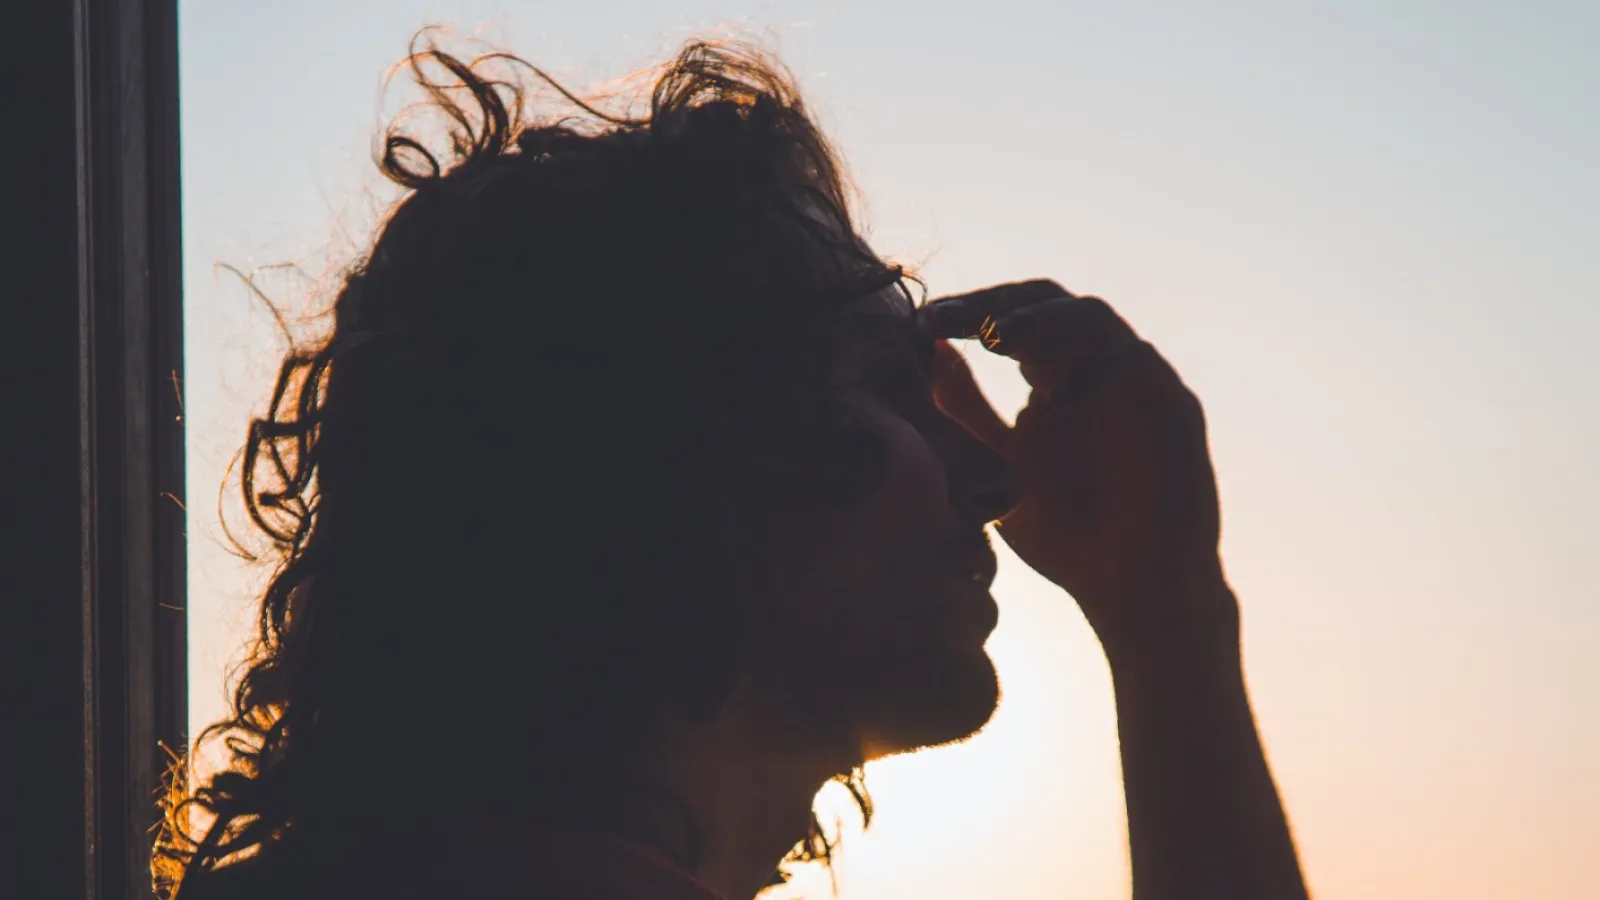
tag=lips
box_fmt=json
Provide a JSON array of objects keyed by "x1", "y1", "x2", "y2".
[
  {"x1": 951, "y1": 532, "x2": 999, "y2": 589},
  {"x1": 951, "y1": 574, "x2": 1000, "y2": 641},
  {"x1": 945, "y1": 537, "x2": 1000, "y2": 639}
]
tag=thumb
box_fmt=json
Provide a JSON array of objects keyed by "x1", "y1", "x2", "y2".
[{"x1": 931, "y1": 340, "x2": 1012, "y2": 452}]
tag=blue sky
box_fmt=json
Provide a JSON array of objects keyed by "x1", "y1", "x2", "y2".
[{"x1": 180, "y1": 3, "x2": 1598, "y2": 898}]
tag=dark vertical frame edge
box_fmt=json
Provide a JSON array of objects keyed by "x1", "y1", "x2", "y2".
[{"x1": 76, "y1": 0, "x2": 189, "y2": 896}]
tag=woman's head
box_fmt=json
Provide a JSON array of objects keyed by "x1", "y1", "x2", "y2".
[{"x1": 157, "y1": 33, "x2": 1015, "y2": 897}]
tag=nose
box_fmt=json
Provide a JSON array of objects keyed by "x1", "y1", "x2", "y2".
[{"x1": 938, "y1": 415, "x2": 1021, "y2": 525}]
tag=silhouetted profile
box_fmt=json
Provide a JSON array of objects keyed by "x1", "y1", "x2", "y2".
[{"x1": 158, "y1": 32, "x2": 1309, "y2": 900}]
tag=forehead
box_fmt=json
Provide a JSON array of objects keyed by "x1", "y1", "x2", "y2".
[
  {"x1": 792, "y1": 195, "x2": 912, "y2": 317},
  {"x1": 837, "y1": 282, "x2": 919, "y2": 350},
  {"x1": 832, "y1": 282, "x2": 930, "y2": 377},
  {"x1": 844, "y1": 281, "x2": 915, "y2": 319},
  {"x1": 789, "y1": 197, "x2": 921, "y2": 343}
]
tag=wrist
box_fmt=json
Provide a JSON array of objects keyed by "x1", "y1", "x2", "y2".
[
  {"x1": 1096, "y1": 578, "x2": 1242, "y2": 678},
  {"x1": 1103, "y1": 614, "x2": 1251, "y2": 734}
]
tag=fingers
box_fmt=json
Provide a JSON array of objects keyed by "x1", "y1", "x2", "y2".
[
  {"x1": 930, "y1": 341, "x2": 1012, "y2": 451},
  {"x1": 922, "y1": 279, "x2": 1074, "y2": 342},
  {"x1": 1045, "y1": 338, "x2": 1162, "y2": 409},
  {"x1": 929, "y1": 283, "x2": 1141, "y2": 394},
  {"x1": 985, "y1": 296, "x2": 1142, "y2": 393},
  {"x1": 926, "y1": 278, "x2": 1164, "y2": 406}
]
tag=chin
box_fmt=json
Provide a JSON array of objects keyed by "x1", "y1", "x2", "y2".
[{"x1": 859, "y1": 648, "x2": 1000, "y2": 761}]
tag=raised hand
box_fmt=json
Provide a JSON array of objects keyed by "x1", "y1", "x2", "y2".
[{"x1": 922, "y1": 279, "x2": 1236, "y2": 655}]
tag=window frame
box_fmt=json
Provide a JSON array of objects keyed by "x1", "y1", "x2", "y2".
[{"x1": 10, "y1": 0, "x2": 187, "y2": 898}]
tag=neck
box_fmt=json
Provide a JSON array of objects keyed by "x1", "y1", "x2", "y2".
[{"x1": 638, "y1": 699, "x2": 855, "y2": 900}]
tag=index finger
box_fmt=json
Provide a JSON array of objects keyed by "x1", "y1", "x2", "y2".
[{"x1": 921, "y1": 279, "x2": 1076, "y2": 342}]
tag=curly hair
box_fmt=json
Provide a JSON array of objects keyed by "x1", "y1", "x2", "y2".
[{"x1": 155, "y1": 30, "x2": 911, "y2": 900}]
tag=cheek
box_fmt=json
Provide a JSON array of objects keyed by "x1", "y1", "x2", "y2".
[
  {"x1": 784, "y1": 401, "x2": 952, "y2": 543},
  {"x1": 806, "y1": 414, "x2": 952, "y2": 613},
  {"x1": 760, "y1": 402, "x2": 954, "y2": 630},
  {"x1": 857, "y1": 411, "x2": 952, "y2": 534}
]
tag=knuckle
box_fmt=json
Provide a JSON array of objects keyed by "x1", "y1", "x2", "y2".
[
  {"x1": 1076, "y1": 295, "x2": 1131, "y2": 332},
  {"x1": 1166, "y1": 377, "x2": 1207, "y2": 427},
  {"x1": 1180, "y1": 386, "x2": 1205, "y2": 421},
  {"x1": 1075, "y1": 293, "x2": 1112, "y2": 313}
]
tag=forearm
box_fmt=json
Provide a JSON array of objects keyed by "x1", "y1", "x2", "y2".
[{"x1": 1104, "y1": 589, "x2": 1307, "y2": 900}]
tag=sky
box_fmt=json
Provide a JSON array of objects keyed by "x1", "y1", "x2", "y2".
[{"x1": 179, "y1": 2, "x2": 1599, "y2": 898}]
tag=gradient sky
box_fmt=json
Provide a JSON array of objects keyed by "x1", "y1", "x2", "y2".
[{"x1": 180, "y1": 2, "x2": 1598, "y2": 898}]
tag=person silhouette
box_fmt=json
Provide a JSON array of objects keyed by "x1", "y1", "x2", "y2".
[{"x1": 158, "y1": 35, "x2": 1307, "y2": 900}]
